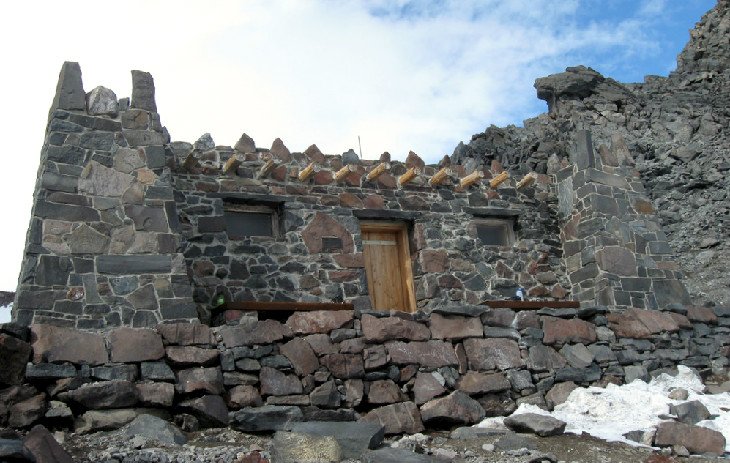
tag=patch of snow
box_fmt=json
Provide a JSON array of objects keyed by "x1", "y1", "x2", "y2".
[
  {"x1": 477, "y1": 366, "x2": 730, "y2": 451},
  {"x1": 0, "y1": 302, "x2": 11, "y2": 323}
]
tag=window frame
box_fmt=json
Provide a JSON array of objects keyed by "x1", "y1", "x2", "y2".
[{"x1": 223, "y1": 202, "x2": 281, "y2": 239}]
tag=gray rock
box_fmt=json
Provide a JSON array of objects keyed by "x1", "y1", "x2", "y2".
[
  {"x1": 669, "y1": 400, "x2": 711, "y2": 425},
  {"x1": 75, "y1": 409, "x2": 139, "y2": 433},
  {"x1": 341, "y1": 149, "x2": 359, "y2": 165},
  {"x1": 450, "y1": 426, "x2": 506, "y2": 439},
  {"x1": 131, "y1": 70, "x2": 157, "y2": 112},
  {"x1": 0, "y1": 438, "x2": 24, "y2": 461},
  {"x1": 51, "y1": 61, "x2": 85, "y2": 113},
  {"x1": 560, "y1": 343, "x2": 595, "y2": 368},
  {"x1": 87, "y1": 86, "x2": 118, "y2": 116},
  {"x1": 361, "y1": 447, "x2": 436, "y2": 463},
  {"x1": 420, "y1": 391, "x2": 485, "y2": 425},
  {"x1": 22, "y1": 425, "x2": 74, "y2": 463},
  {"x1": 66, "y1": 380, "x2": 138, "y2": 409},
  {"x1": 194, "y1": 133, "x2": 215, "y2": 151},
  {"x1": 234, "y1": 133, "x2": 256, "y2": 153},
  {"x1": 122, "y1": 414, "x2": 186, "y2": 445},
  {"x1": 504, "y1": 412, "x2": 566, "y2": 436},
  {"x1": 272, "y1": 431, "x2": 341, "y2": 463},
  {"x1": 179, "y1": 395, "x2": 229, "y2": 427},
  {"x1": 494, "y1": 431, "x2": 538, "y2": 451},
  {"x1": 287, "y1": 421, "x2": 384, "y2": 459},
  {"x1": 230, "y1": 405, "x2": 304, "y2": 431}
]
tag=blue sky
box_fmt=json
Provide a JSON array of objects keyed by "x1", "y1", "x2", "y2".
[{"x1": 0, "y1": 0, "x2": 718, "y2": 319}]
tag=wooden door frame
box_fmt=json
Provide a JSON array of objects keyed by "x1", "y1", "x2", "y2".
[{"x1": 360, "y1": 221, "x2": 417, "y2": 313}]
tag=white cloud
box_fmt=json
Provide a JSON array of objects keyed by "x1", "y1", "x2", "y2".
[{"x1": 0, "y1": 0, "x2": 685, "y2": 291}]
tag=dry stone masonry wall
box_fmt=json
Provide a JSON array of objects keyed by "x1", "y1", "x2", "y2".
[
  {"x1": 15, "y1": 63, "x2": 197, "y2": 328},
  {"x1": 1, "y1": 304, "x2": 729, "y2": 435}
]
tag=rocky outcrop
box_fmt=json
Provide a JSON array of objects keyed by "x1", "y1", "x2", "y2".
[{"x1": 452, "y1": 0, "x2": 730, "y2": 307}]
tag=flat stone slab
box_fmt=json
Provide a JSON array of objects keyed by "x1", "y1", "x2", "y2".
[
  {"x1": 654, "y1": 421, "x2": 725, "y2": 455},
  {"x1": 504, "y1": 413, "x2": 566, "y2": 437},
  {"x1": 361, "y1": 447, "x2": 436, "y2": 463},
  {"x1": 230, "y1": 405, "x2": 303, "y2": 432},
  {"x1": 287, "y1": 421, "x2": 384, "y2": 460},
  {"x1": 122, "y1": 414, "x2": 186, "y2": 445},
  {"x1": 272, "y1": 431, "x2": 341, "y2": 463}
]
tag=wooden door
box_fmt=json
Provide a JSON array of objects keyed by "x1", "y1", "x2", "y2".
[{"x1": 361, "y1": 222, "x2": 415, "y2": 312}]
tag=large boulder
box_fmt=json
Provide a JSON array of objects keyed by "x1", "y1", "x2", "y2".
[
  {"x1": 420, "y1": 391, "x2": 485, "y2": 425},
  {"x1": 0, "y1": 334, "x2": 31, "y2": 385},
  {"x1": 22, "y1": 425, "x2": 74, "y2": 463},
  {"x1": 504, "y1": 413, "x2": 566, "y2": 437},
  {"x1": 654, "y1": 421, "x2": 725, "y2": 455},
  {"x1": 230, "y1": 405, "x2": 303, "y2": 432},
  {"x1": 65, "y1": 380, "x2": 138, "y2": 409},
  {"x1": 287, "y1": 421, "x2": 384, "y2": 460},
  {"x1": 361, "y1": 315, "x2": 430, "y2": 342},
  {"x1": 31, "y1": 325, "x2": 107, "y2": 365},
  {"x1": 122, "y1": 414, "x2": 186, "y2": 444},
  {"x1": 360, "y1": 402, "x2": 424, "y2": 434}
]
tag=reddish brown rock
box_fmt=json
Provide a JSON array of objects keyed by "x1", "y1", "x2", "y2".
[
  {"x1": 363, "y1": 345, "x2": 387, "y2": 370},
  {"x1": 463, "y1": 338, "x2": 524, "y2": 371},
  {"x1": 405, "y1": 151, "x2": 426, "y2": 171},
  {"x1": 305, "y1": 144, "x2": 325, "y2": 164},
  {"x1": 304, "y1": 334, "x2": 338, "y2": 355},
  {"x1": 386, "y1": 341, "x2": 458, "y2": 368},
  {"x1": 668, "y1": 312, "x2": 693, "y2": 329},
  {"x1": 67, "y1": 380, "x2": 138, "y2": 409},
  {"x1": 333, "y1": 253, "x2": 364, "y2": 268},
  {"x1": 228, "y1": 385, "x2": 263, "y2": 409},
  {"x1": 279, "y1": 338, "x2": 319, "y2": 376},
  {"x1": 545, "y1": 381, "x2": 578, "y2": 409},
  {"x1": 607, "y1": 309, "x2": 680, "y2": 339},
  {"x1": 360, "y1": 401, "x2": 424, "y2": 435},
  {"x1": 361, "y1": 315, "x2": 430, "y2": 342},
  {"x1": 420, "y1": 250, "x2": 448, "y2": 273},
  {"x1": 654, "y1": 421, "x2": 725, "y2": 455},
  {"x1": 414, "y1": 372, "x2": 447, "y2": 405},
  {"x1": 166, "y1": 346, "x2": 218, "y2": 366},
  {"x1": 31, "y1": 324, "x2": 107, "y2": 365},
  {"x1": 8, "y1": 393, "x2": 46, "y2": 428},
  {"x1": 109, "y1": 328, "x2": 164, "y2": 363},
  {"x1": 270, "y1": 138, "x2": 291, "y2": 162},
  {"x1": 339, "y1": 192, "x2": 363, "y2": 208},
  {"x1": 136, "y1": 381, "x2": 174, "y2": 407},
  {"x1": 22, "y1": 425, "x2": 74, "y2": 463},
  {"x1": 482, "y1": 308, "x2": 516, "y2": 327},
  {"x1": 219, "y1": 320, "x2": 292, "y2": 347},
  {"x1": 420, "y1": 391, "x2": 485, "y2": 425},
  {"x1": 0, "y1": 333, "x2": 31, "y2": 385},
  {"x1": 368, "y1": 380, "x2": 406, "y2": 404},
  {"x1": 259, "y1": 367, "x2": 303, "y2": 396},
  {"x1": 429, "y1": 314, "x2": 483, "y2": 340},
  {"x1": 686, "y1": 306, "x2": 717, "y2": 324},
  {"x1": 363, "y1": 194, "x2": 384, "y2": 209},
  {"x1": 542, "y1": 317, "x2": 597, "y2": 345},
  {"x1": 457, "y1": 372, "x2": 510, "y2": 395},
  {"x1": 328, "y1": 270, "x2": 359, "y2": 282},
  {"x1": 302, "y1": 212, "x2": 354, "y2": 254},
  {"x1": 176, "y1": 367, "x2": 224, "y2": 395},
  {"x1": 286, "y1": 310, "x2": 354, "y2": 335},
  {"x1": 156, "y1": 323, "x2": 213, "y2": 346},
  {"x1": 321, "y1": 354, "x2": 365, "y2": 379}
]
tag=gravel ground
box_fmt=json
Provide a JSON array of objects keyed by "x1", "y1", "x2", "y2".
[{"x1": 43, "y1": 425, "x2": 727, "y2": 463}]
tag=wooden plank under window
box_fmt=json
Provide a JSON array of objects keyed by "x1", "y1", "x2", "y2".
[
  {"x1": 223, "y1": 301, "x2": 354, "y2": 311},
  {"x1": 481, "y1": 300, "x2": 580, "y2": 309}
]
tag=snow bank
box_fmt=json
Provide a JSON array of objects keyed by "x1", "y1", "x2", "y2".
[{"x1": 478, "y1": 366, "x2": 730, "y2": 451}]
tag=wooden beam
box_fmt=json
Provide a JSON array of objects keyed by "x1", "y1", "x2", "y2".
[
  {"x1": 429, "y1": 167, "x2": 451, "y2": 186},
  {"x1": 257, "y1": 159, "x2": 276, "y2": 179},
  {"x1": 516, "y1": 172, "x2": 537, "y2": 190},
  {"x1": 489, "y1": 171, "x2": 510, "y2": 188},
  {"x1": 398, "y1": 167, "x2": 420, "y2": 186},
  {"x1": 222, "y1": 154, "x2": 243, "y2": 174},
  {"x1": 459, "y1": 170, "x2": 484, "y2": 189},
  {"x1": 366, "y1": 162, "x2": 390, "y2": 182},
  {"x1": 480, "y1": 300, "x2": 580, "y2": 309},
  {"x1": 223, "y1": 301, "x2": 354, "y2": 311},
  {"x1": 298, "y1": 162, "x2": 317, "y2": 181},
  {"x1": 335, "y1": 164, "x2": 357, "y2": 182}
]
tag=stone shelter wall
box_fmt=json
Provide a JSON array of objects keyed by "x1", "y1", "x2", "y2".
[
  {"x1": 13, "y1": 62, "x2": 197, "y2": 329},
  {"x1": 171, "y1": 137, "x2": 568, "y2": 321},
  {"x1": 557, "y1": 130, "x2": 692, "y2": 310},
  {"x1": 1, "y1": 305, "x2": 729, "y2": 435}
]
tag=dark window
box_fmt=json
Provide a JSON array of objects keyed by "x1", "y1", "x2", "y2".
[
  {"x1": 224, "y1": 204, "x2": 279, "y2": 239},
  {"x1": 475, "y1": 219, "x2": 514, "y2": 246}
]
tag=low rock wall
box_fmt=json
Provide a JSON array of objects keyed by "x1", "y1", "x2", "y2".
[{"x1": 1, "y1": 304, "x2": 729, "y2": 435}]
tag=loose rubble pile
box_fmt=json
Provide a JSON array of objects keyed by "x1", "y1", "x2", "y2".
[{"x1": 451, "y1": 0, "x2": 730, "y2": 308}]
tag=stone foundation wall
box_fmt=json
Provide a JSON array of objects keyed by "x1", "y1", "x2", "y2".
[{"x1": 1, "y1": 305, "x2": 728, "y2": 434}]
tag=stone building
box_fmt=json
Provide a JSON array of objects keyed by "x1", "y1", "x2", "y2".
[{"x1": 12, "y1": 62, "x2": 691, "y2": 329}]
